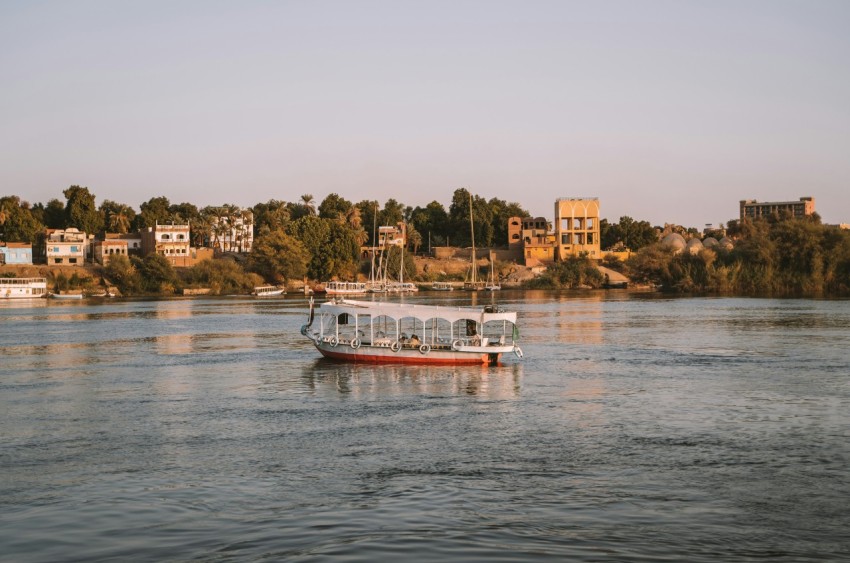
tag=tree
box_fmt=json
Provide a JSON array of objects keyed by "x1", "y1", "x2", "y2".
[
  {"x1": 103, "y1": 254, "x2": 141, "y2": 294},
  {"x1": 63, "y1": 185, "x2": 103, "y2": 234},
  {"x1": 488, "y1": 198, "x2": 529, "y2": 246},
  {"x1": 132, "y1": 253, "x2": 178, "y2": 293},
  {"x1": 253, "y1": 200, "x2": 291, "y2": 235},
  {"x1": 0, "y1": 196, "x2": 44, "y2": 242},
  {"x1": 42, "y1": 199, "x2": 66, "y2": 229},
  {"x1": 380, "y1": 198, "x2": 405, "y2": 227},
  {"x1": 287, "y1": 216, "x2": 360, "y2": 280},
  {"x1": 137, "y1": 196, "x2": 173, "y2": 229},
  {"x1": 100, "y1": 200, "x2": 136, "y2": 234},
  {"x1": 448, "y1": 188, "x2": 493, "y2": 247},
  {"x1": 354, "y1": 200, "x2": 380, "y2": 245},
  {"x1": 318, "y1": 193, "x2": 353, "y2": 220},
  {"x1": 409, "y1": 201, "x2": 450, "y2": 248},
  {"x1": 248, "y1": 229, "x2": 310, "y2": 283}
]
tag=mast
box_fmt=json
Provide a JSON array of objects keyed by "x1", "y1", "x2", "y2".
[
  {"x1": 370, "y1": 202, "x2": 378, "y2": 285},
  {"x1": 469, "y1": 192, "x2": 476, "y2": 284}
]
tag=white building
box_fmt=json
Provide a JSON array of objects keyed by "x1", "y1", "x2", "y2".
[{"x1": 45, "y1": 228, "x2": 88, "y2": 265}]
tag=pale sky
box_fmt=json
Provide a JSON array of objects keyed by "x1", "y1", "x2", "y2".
[{"x1": 2, "y1": 0, "x2": 848, "y2": 227}]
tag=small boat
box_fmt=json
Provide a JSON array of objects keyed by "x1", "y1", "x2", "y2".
[
  {"x1": 301, "y1": 298, "x2": 523, "y2": 365},
  {"x1": 386, "y1": 282, "x2": 418, "y2": 293},
  {"x1": 49, "y1": 292, "x2": 84, "y2": 300},
  {"x1": 253, "y1": 285, "x2": 286, "y2": 297},
  {"x1": 484, "y1": 258, "x2": 501, "y2": 291},
  {"x1": 323, "y1": 281, "x2": 368, "y2": 295},
  {"x1": 1, "y1": 277, "x2": 48, "y2": 299},
  {"x1": 431, "y1": 281, "x2": 454, "y2": 291}
]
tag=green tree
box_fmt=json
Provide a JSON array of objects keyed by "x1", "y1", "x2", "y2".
[
  {"x1": 488, "y1": 198, "x2": 529, "y2": 246},
  {"x1": 63, "y1": 185, "x2": 103, "y2": 234},
  {"x1": 287, "y1": 216, "x2": 359, "y2": 280},
  {"x1": 132, "y1": 253, "x2": 178, "y2": 293},
  {"x1": 248, "y1": 229, "x2": 310, "y2": 283},
  {"x1": 252, "y1": 200, "x2": 291, "y2": 235},
  {"x1": 137, "y1": 196, "x2": 173, "y2": 229},
  {"x1": 103, "y1": 254, "x2": 141, "y2": 295},
  {"x1": 185, "y1": 258, "x2": 262, "y2": 294},
  {"x1": 526, "y1": 255, "x2": 604, "y2": 289},
  {"x1": 42, "y1": 199, "x2": 67, "y2": 229},
  {"x1": 99, "y1": 200, "x2": 136, "y2": 234},
  {"x1": 0, "y1": 196, "x2": 44, "y2": 242},
  {"x1": 318, "y1": 193, "x2": 353, "y2": 220},
  {"x1": 355, "y1": 200, "x2": 380, "y2": 245}
]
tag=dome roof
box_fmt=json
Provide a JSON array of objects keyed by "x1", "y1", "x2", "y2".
[
  {"x1": 661, "y1": 233, "x2": 686, "y2": 252},
  {"x1": 702, "y1": 237, "x2": 719, "y2": 248},
  {"x1": 685, "y1": 238, "x2": 704, "y2": 254},
  {"x1": 719, "y1": 236, "x2": 734, "y2": 249}
]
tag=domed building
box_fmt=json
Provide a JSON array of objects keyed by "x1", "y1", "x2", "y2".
[
  {"x1": 661, "y1": 233, "x2": 687, "y2": 254},
  {"x1": 702, "y1": 237, "x2": 719, "y2": 249},
  {"x1": 719, "y1": 236, "x2": 734, "y2": 250},
  {"x1": 685, "y1": 238, "x2": 704, "y2": 255}
]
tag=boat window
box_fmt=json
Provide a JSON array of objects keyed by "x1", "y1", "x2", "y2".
[{"x1": 338, "y1": 313, "x2": 350, "y2": 325}]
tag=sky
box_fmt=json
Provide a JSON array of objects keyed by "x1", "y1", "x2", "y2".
[{"x1": 1, "y1": 0, "x2": 849, "y2": 227}]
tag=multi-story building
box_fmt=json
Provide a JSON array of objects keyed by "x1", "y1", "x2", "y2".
[
  {"x1": 507, "y1": 216, "x2": 555, "y2": 265},
  {"x1": 378, "y1": 223, "x2": 405, "y2": 247},
  {"x1": 740, "y1": 197, "x2": 815, "y2": 220},
  {"x1": 554, "y1": 197, "x2": 601, "y2": 259},
  {"x1": 45, "y1": 228, "x2": 88, "y2": 265},
  {"x1": 0, "y1": 242, "x2": 33, "y2": 265},
  {"x1": 141, "y1": 223, "x2": 205, "y2": 267},
  {"x1": 92, "y1": 238, "x2": 129, "y2": 266}
]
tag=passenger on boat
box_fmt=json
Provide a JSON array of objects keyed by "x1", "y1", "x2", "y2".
[{"x1": 408, "y1": 334, "x2": 421, "y2": 347}]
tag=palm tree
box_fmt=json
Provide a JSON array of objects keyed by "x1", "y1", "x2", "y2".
[
  {"x1": 109, "y1": 212, "x2": 130, "y2": 234},
  {"x1": 300, "y1": 194, "x2": 316, "y2": 216}
]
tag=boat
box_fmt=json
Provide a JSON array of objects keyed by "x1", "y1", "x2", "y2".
[
  {"x1": 386, "y1": 282, "x2": 419, "y2": 293},
  {"x1": 463, "y1": 192, "x2": 486, "y2": 291},
  {"x1": 322, "y1": 281, "x2": 368, "y2": 295},
  {"x1": 253, "y1": 285, "x2": 286, "y2": 297},
  {"x1": 49, "y1": 292, "x2": 84, "y2": 300},
  {"x1": 1, "y1": 277, "x2": 48, "y2": 299},
  {"x1": 431, "y1": 281, "x2": 454, "y2": 291},
  {"x1": 484, "y1": 254, "x2": 501, "y2": 291},
  {"x1": 301, "y1": 298, "x2": 523, "y2": 365}
]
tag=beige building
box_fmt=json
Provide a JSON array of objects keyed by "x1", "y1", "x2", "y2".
[
  {"x1": 740, "y1": 197, "x2": 815, "y2": 220},
  {"x1": 141, "y1": 223, "x2": 212, "y2": 267},
  {"x1": 554, "y1": 198, "x2": 601, "y2": 259},
  {"x1": 45, "y1": 228, "x2": 88, "y2": 265}
]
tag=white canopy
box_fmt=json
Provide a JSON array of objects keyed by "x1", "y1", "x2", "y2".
[{"x1": 319, "y1": 298, "x2": 517, "y2": 325}]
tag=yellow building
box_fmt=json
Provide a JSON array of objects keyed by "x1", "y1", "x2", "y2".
[{"x1": 554, "y1": 198, "x2": 601, "y2": 259}]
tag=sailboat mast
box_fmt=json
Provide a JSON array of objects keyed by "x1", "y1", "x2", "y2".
[{"x1": 469, "y1": 192, "x2": 476, "y2": 283}]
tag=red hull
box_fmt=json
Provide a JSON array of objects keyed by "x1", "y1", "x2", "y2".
[{"x1": 317, "y1": 347, "x2": 498, "y2": 365}]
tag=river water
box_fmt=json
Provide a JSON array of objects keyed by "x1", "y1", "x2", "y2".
[{"x1": 1, "y1": 292, "x2": 848, "y2": 562}]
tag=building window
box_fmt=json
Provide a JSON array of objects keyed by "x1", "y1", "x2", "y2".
[
  {"x1": 561, "y1": 218, "x2": 571, "y2": 230},
  {"x1": 69, "y1": 258, "x2": 77, "y2": 264},
  {"x1": 587, "y1": 218, "x2": 594, "y2": 229}
]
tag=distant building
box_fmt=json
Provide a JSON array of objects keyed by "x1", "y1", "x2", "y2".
[
  {"x1": 0, "y1": 242, "x2": 33, "y2": 265},
  {"x1": 377, "y1": 223, "x2": 405, "y2": 247},
  {"x1": 141, "y1": 223, "x2": 212, "y2": 267},
  {"x1": 92, "y1": 238, "x2": 129, "y2": 266},
  {"x1": 740, "y1": 197, "x2": 815, "y2": 220},
  {"x1": 554, "y1": 197, "x2": 601, "y2": 259},
  {"x1": 45, "y1": 228, "x2": 88, "y2": 265},
  {"x1": 106, "y1": 232, "x2": 142, "y2": 254},
  {"x1": 507, "y1": 198, "x2": 601, "y2": 266}
]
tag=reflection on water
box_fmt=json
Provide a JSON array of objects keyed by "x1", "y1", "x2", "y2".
[{"x1": 1, "y1": 293, "x2": 849, "y2": 562}]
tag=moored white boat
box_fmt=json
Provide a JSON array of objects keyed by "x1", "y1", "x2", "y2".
[
  {"x1": 49, "y1": 292, "x2": 84, "y2": 300},
  {"x1": 323, "y1": 281, "x2": 368, "y2": 295},
  {"x1": 253, "y1": 285, "x2": 286, "y2": 297},
  {"x1": 301, "y1": 298, "x2": 523, "y2": 365},
  {"x1": 0, "y1": 277, "x2": 48, "y2": 299},
  {"x1": 431, "y1": 281, "x2": 454, "y2": 291}
]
